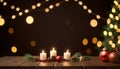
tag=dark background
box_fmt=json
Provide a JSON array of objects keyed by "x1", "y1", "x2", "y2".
[{"x1": 0, "y1": 0, "x2": 112, "y2": 56}]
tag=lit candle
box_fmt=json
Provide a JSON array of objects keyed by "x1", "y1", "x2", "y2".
[
  {"x1": 40, "y1": 50, "x2": 47, "y2": 61},
  {"x1": 64, "y1": 50, "x2": 71, "y2": 60},
  {"x1": 50, "y1": 48, "x2": 57, "y2": 57}
]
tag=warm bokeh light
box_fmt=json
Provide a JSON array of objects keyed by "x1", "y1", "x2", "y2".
[
  {"x1": 45, "y1": 8, "x2": 50, "y2": 13},
  {"x1": 118, "y1": 40, "x2": 120, "y2": 44},
  {"x1": 78, "y1": 1, "x2": 83, "y2": 5},
  {"x1": 115, "y1": 16, "x2": 119, "y2": 20},
  {"x1": 118, "y1": 13, "x2": 120, "y2": 17},
  {"x1": 90, "y1": 19, "x2": 98, "y2": 27},
  {"x1": 32, "y1": 5, "x2": 36, "y2": 9},
  {"x1": 109, "y1": 13, "x2": 114, "y2": 18},
  {"x1": 11, "y1": 15, "x2": 16, "y2": 19},
  {"x1": 18, "y1": 12, "x2": 23, "y2": 16},
  {"x1": 3, "y1": 2, "x2": 7, "y2": 6},
  {"x1": 96, "y1": 15, "x2": 101, "y2": 19},
  {"x1": 112, "y1": 7, "x2": 116, "y2": 13},
  {"x1": 83, "y1": 5, "x2": 87, "y2": 10},
  {"x1": 30, "y1": 40, "x2": 36, "y2": 47},
  {"x1": 11, "y1": 46, "x2": 17, "y2": 53},
  {"x1": 109, "y1": 40, "x2": 113, "y2": 45},
  {"x1": 107, "y1": 18, "x2": 111, "y2": 24},
  {"x1": 103, "y1": 30, "x2": 107, "y2": 36},
  {"x1": 11, "y1": 5, "x2": 15, "y2": 9},
  {"x1": 114, "y1": 24, "x2": 118, "y2": 29},
  {"x1": 116, "y1": 28, "x2": 120, "y2": 33},
  {"x1": 108, "y1": 32, "x2": 112, "y2": 36},
  {"x1": 114, "y1": 0, "x2": 118, "y2": 6},
  {"x1": 16, "y1": 7, "x2": 20, "y2": 11},
  {"x1": 118, "y1": 35, "x2": 120, "y2": 39},
  {"x1": 0, "y1": 0, "x2": 3, "y2": 2},
  {"x1": 97, "y1": 41, "x2": 102, "y2": 47},
  {"x1": 111, "y1": 43, "x2": 115, "y2": 48},
  {"x1": 24, "y1": 9, "x2": 29, "y2": 13},
  {"x1": 0, "y1": 15, "x2": 1, "y2": 18},
  {"x1": 109, "y1": 24, "x2": 113, "y2": 29},
  {"x1": 55, "y1": 3, "x2": 60, "y2": 7},
  {"x1": 26, "y1": 16, "x2": 34, "y2": 24},
  {"x1": 92, "y1": 37, "x2": 98, "y2": 44},
  {"x1": 36, "y1": 3, "x2": 41, "y2": 7},
  {"x1": 82, "y1": 38, "x2": 88, "y2": 46},
  {"x1": 8, "y1": 27, "x2": 14, "y2": 34},
  {"x1": 0, "y1": 17, "x2": 5, "y2": 26},
  {"x1": 49, "y1": 5, "x2": 54, "y2": 9},
  {"x1": 87, "y1": 9, "x2": 92, "y2": 14},
  {"x1": 86, "y1": 48, "x2": 91, "y2": 54}
]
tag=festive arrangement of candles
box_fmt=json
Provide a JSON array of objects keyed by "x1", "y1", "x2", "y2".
[
  {"x1": 39, "y1": 48, "x2": 85, "y2": 62},
  {"x1": 40, "y1": 48, "x2": 71, "y2": 60}
]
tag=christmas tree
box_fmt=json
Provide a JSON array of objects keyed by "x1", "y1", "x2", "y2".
[{"x1": 101, "y1": 0, "x2": 120, "y2": 52}]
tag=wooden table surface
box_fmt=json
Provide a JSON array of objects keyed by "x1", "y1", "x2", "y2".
[{"x1": 0, "y1": 56, "x2": 120, "y2": 69}]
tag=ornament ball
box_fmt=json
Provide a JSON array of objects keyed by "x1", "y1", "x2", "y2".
[{"x1": 109, "y1": 52, "x2": 119, "y2": 63}]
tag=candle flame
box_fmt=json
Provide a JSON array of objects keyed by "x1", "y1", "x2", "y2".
[
  {"x1": 42, "y1": 50, "x2": 45, "y2": 53},
  {"x1": 52, "y1": 48, "x2": 55, "y2": 51},
  {"x1": 66, "y1": 49, "x2": 69, "y2": 53}
]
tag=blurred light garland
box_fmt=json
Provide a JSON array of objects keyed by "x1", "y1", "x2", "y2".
[{"x1": 0, "y1": 0, "x2": 106, "y2": 21}]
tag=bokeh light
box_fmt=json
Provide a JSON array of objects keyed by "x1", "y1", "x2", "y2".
[
  {"x1": 111, "y1": 43, "x2": 115, "y2": 48},
  {"x1": 108, "y1": 32, "x2": 112, "y2": 36},
  {"x1": 82, "y1": 38, "x2": 88, "y2": 46},
  {"x1": 78, "y1": 1, "x2": 83, "y2": 5},
  {"x1": 103, "y1": 30, "x2": 107, "y2": 36},
  {"x1": 45, "y1": 8, "x2": 50, "y2": 13},
  {"x1": 0, "y1": 17, "x2": 5, "y2": 26},
  {"x1": 8, "y1": 27, "x2": 14, "y2": 34},
  {"x1": 49, "y1": 5, "x2": 54, "y2": 9},
  {"x1": 30, "y1": 40, "x2": 36, "y2": 47},
  {"x1": 11, "y1": 46, "x2": 17, "y2": 53},
  {"x1": 11, "y1": 5, "x2": 15, "y2": 9},
  {"x1": 55, "y1": 3, "x2": 60, "y2": 7},
  {"x1": 65, "y1": 0, "x2": 69, "y2": 2},
  {"x1": 107, "y1": 18, "x2": 111, "y2": 24},
  {"x1": 92, "y1": 37, "x2": 98, "y2": 44},
  {"x1": 45, "y1": 0, "x2": 49, "y2": 2},
  {"x1": 83, "y1": 5, "x2": 87, "y2": 10},
  {"x1": 112, "y1": 7, "x2": 116, "y2": 13},
  {"x1": 115, "y1": 16, "x2": 119, "y2": 20},
  {"x1": 32, "y1": 5, "x2": 36, "y2": 9},
  {"x1": 36, "y1": 3, "x2": 41, "y2": 7},
  {"x1": 0, "y1": 0, "x2": 3, "y2": 2},
  {"x1": 24, "y1": 9, "x2": 29, "y2": 13},
  {"x1": 97, "y1": 41, "x2": 102, "y2": 47},
  {"x1": 26, "y1": 16, "x2": 34, "y2": 24},
  {"x1": 90, "y1": 19, "x2": 98, "y2": 27},
  {"x1": 109, "y1": 24, "x2": 113, "y2": 29},
  {"x1": 11, "y1": 15, "x2": 16, "y2": 19},
  {"x1": 118, "y1": 40, "x2": 120, "y2": 44},
  {"x1": 109, "y1": 13, "x2": 114, "y2": 18},
  {"x1": 96, "y1": 15, "x2": 101, "y2": 19},
  {"x1": 114, "y1": 0, "x2": 118, "y2": 5},
  {"x1": 117, "y1": 35, "x2": 120, "y2": 39},
  {"x1": 87, "y1": 9, "x2": 92, "y2": 14},
  {"x1": 16, "y1": 7, "x2": 20, "y2": 11},
  {"x1": 116, "y1": 28, "x2": 120, "y2": 32},
  {"x1": 18, "y1": 12, "x2": 23, "y2": 16},
  {"x1": 109, "y1": 40, "x2": 113, "y2": 45},
  {"x1": 114, "y1": 24, "x2": 118, "y2": 29},
  {"x1": 3, "y1": 2, "x2": 7, "y2": 6}
]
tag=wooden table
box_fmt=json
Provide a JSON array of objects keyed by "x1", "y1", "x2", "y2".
[{"x1": 0, "y1": 56, "x2": 120, "y2": 69}]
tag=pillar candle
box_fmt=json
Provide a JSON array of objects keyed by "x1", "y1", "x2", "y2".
[
  {"x1": 40, "y1": 50, "x2": 47, "y2": 61},
  {"x1": 50, "y1": 48, "x2": 57, "y2": 57},
  {"x1": 64, "y1": 50, "x2": 71, "y2": 60}
]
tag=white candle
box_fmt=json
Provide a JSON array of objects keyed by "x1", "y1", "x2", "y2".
[
  {"x1": 40, "y1": 50, "x2": 47, "y2": 61},
  {"x1": 50, "y1": 48, "x2": 57, "y2": 57},
  {"x1": 64, "y1": 50, "x2": 71, "y2": 60}
]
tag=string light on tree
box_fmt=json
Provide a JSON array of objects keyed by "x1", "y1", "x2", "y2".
[
  {"x1": 45, "y1": 8, "x2": 50, "y2": 13},
  {"x1": 87, "y1": 9, "x2": 92, "y2": 14},
  {"x1": 49, "y1": 5, "x2": 54, "y2": 9},
  {"x1": 83, "y1": 5, "x2": 87, "y2": 10},
  {"x1": 0, "y1": 0, "x2": 4, "y2": 2},
  {"x1": 36, "y1": 3, "x2": 41, "y2": 7},
  {"x1": 26, "y1": 16, "x2": 34, "y2": 24},
  {"x1": 24, "y1": 9, "x2": 29, "y2": 13},
  {"x1": 11, "y1": 15, "x2": 16, "y2": 19},
  {"x1": 55, "y1": 3, "x2": 60, "y2": 7},
  {"x1": 16, "y1": 7, "x2": 20, "y2": 11},
  {"x1": 11, "y1": 5, "x2": 15, "y2": 9},
  {"x1": 0, "y1": 17, "x2": 5, "y2": 26},
  {"x1": 32, "y1": 5, "x2": 36, "y2": 9},
  {"x1": 78, "y1": 1, "x2": 83, "y2": 5},
  {"x1": 103, "y1": 30, "x2": 107, "y2": 36},
  {"x1": 3, "y1": 2, "x2": 7, "y2": 6}
]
